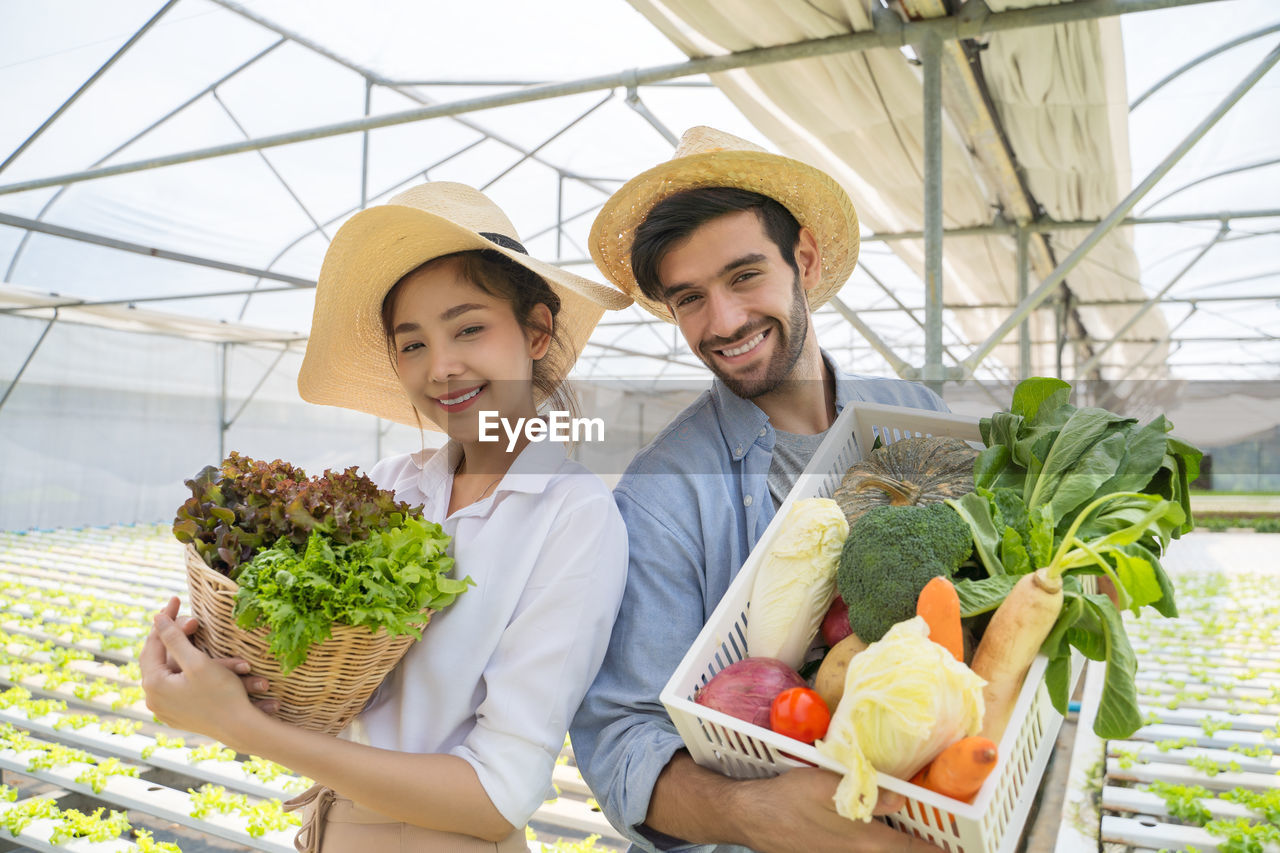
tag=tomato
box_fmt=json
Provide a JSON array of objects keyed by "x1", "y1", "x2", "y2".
[{"x1": 769, "y1": 686, "x2": 831, "y2": 743}]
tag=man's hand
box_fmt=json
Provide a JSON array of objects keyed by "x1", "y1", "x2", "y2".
[
  {"x1": 733, "y1": 766, "x2": 934, "y2": 853},
  {"x1": 647, "y1": 753, "x2": 944, "y2": 853}
]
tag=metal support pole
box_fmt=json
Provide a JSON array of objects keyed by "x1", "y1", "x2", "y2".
[
  {"x1": 921, "y1": 34, "x2": 945, "y2": 392},
  {"x1": 0, "y1": 285, "x2": 301, "y2": 314},
  {"x1": 861, "y1": 208, "x2": 1280, "y2": 242},
  {"x1": 829, "y1": 297, "x2": 913, "y2": 376},
  {"x1": 0, "y1": 0, "x2": 180, "y2": 175},
  {"x1": 239, "y1": 138, "x2": 490, "y2": 318},
  {"x1": 213, "y1": 91, "x2": 330, "y2": 242},
  {"x1": 1074, "y1": 224, "x2": 1229, "y2": 378},
  {"x1": 527, "y1": 200, "x2": 608, "y2": 244},
  {"x1": 223, "y1": 347, "x2": 289, "y2": 429},
  {"x1": 598, "y1": 290, "x2": 1280, "y2": 321},
  {"x1": 1117, "y1": 304, "x2": 1198, "y2": 382},
  {"x1": 362, "y1": 77, "x2": 373, "y2": 210},
  {"x1": 0, "y1": 212, "x2": 313, "y2": 286},
  {"x1": 1131, "y1": 22, "x2": 1280, "y2": 110},
  {"x1": 0, "y1": 310, "x2": 58, "y2": 415},
  {"x1": 555, "y1": 173, "x2": 565, "y2": 261},
  {"x1": 0, "y1": 0, "x2": 1229, "y2": 197},
  {"x1": 479, "y1": 91, "x2": 613, "y2": 191},
  {"x1": 3, "y1": 40, "x2": 285, "y2": 284},
  {"x1": 855, "y1": 263, "x2": 974, "y2": 372},
  {"x1": 625, "y1": 86, "x2": 680, "y2": 146},
  {"x1": 218, "y1": 343, "x2": 229, "y2": 462},
  {"x1": 962, "y1": 40, "x2": 1280, "y2": 376},
  {"x1": 1055, "y1": 296, "x2": 1066, "y2": 379},
  {"x1": 1017, "y1": 224, "x2": 1031, "y2": 379},
  {"x1": 210, "y1": 0, "x2": 614, "y2": 196},
  {"x1": 1139, "y1": 157, "x2": 1280, "y2": 214}
]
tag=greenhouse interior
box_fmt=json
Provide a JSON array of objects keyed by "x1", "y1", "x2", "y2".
[{"x1": 0, "y1": 0, "x2": 1277, "y2": 851}]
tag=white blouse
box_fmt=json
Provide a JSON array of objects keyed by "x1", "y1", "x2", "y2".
[{"x1": 348, "y1": 438, "x2": 628, "y2": 827}]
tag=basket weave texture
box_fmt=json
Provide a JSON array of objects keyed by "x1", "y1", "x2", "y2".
[{"x1": 183, "y1": 544, "x2": 425, "y2": 736}]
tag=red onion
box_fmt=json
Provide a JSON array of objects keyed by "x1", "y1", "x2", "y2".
[
  {"x1": 694, "y1": 657, "x2": 806, "y2": 728},
  {"x1": 820, "y1": 596, "x2": 853, "y2": 648}
]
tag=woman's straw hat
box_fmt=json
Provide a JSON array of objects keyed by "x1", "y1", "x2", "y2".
[
  {"x1": 589, "y1": 126, "x2": 860, "y2": 322},
  {"x1": 298, "y1": 182, "x2": 631, "y2": 430}
]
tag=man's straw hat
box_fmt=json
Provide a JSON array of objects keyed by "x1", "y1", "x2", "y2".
[
  {"x1": 298, "y1": 182, "x2": 631, "y2": 430},
  {"x1": 589, "y1": 126, "x2": 860, "y2": 322}
]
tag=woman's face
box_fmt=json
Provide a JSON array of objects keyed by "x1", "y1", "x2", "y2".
[{"x1": 389, "y1": 257, "x2": 549, "y2": 443}]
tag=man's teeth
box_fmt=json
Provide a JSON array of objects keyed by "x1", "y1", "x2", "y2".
[
  {"x1": 441, "y1": 387, "x2": 481, "y2": 406},
  {"x1": 720, "y1": 332, "x2": 766, "y2": 358}
]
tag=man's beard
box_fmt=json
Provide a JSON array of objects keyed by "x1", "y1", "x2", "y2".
[{"x1": 700, "y1": 273, "x2": 809, "y2": 400}]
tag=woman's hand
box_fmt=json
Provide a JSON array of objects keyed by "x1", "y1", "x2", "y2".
[{"x1": 140, "y1": 597, "x2": 276, "y2": 746}]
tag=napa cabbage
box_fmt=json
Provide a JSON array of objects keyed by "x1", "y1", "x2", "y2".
[
  {"x1": 746, "y1": 498, "x2": 849, "y2": 669},
  {"x1": 815, "y1": 617, "x2": 986, "y2": 821}
]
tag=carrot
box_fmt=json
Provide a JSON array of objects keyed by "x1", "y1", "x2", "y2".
[
  {"x1": 910, "y1": 736, "x2": 999, "y2": 802},
  {"x1": 916, "y1": 576, "x2": 963, "y2": 661},
  {"x1": 970, "y1": 568, "x2": 1064, "y2": 743}
]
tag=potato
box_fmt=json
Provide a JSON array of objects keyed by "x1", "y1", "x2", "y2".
[{"x1": 814, "y1": 632, "x2": 868, "y2": 711}]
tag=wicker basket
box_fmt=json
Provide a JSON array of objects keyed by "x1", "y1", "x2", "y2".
[{"x1": 183, "y1": 544, "x2": 426, "y2": 736}]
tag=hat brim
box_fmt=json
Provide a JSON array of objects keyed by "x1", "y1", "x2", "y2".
[
  {"x1": 299, "y1": 205, "x2": 630, "y2": 430},
  {"x1": 589, "y1": 149, "x2": 859, "y2": 322}
]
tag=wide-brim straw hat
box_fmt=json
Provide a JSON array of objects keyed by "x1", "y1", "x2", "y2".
[
  {"x1": 299, "y1": 182, "x2": 632, "y2": 430},
  {"x1": 590, "y1": 126, "x2": 860, "y2": 322}
]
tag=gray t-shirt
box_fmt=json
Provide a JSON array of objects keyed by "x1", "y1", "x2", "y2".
[{"x1": 768, "y1": 427, "x2": 830, "y2": 509}]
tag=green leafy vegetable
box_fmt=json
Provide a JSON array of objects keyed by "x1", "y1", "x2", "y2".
[
  {"x1": 950, "y1": 377, "x2": 1202, "y2": 739},
  {"x1": 1149, "y1": 780, "x2": 1214, "y2": 825},
  {"x1": 233, "y1": 518, "x2": 469, "y2": 673},
  {"x1": 174, "y1": 452, "x2": 422, "y2": 578},
  {"x1": 173, "y1": 452, "x2": 471, "y2": 672}
]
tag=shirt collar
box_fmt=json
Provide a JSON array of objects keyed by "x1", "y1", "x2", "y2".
[
  {"x1": 710, "y1": 349, "x2": 862, "y2": 460},
  {"x1": 412, "y1": 435, "x2": 568, "y2": 500}
]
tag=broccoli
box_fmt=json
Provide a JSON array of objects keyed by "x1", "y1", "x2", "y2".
[{"x1": 836, "y1": 502, "x2": 974, "y2": 644}]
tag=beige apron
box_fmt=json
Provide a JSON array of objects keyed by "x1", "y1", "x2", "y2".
[{"x1": 285, "y1": 784, "x2": 530, "y2": 853}]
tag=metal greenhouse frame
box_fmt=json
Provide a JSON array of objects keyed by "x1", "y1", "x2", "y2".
[{"x1": 1, "y1": 0, "x2": 1277, "y2": 445}]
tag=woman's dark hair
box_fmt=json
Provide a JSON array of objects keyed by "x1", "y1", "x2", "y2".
[
  {"x1": 380, "y1": 249, "x2": 580, "y2": 421},
  {"x1": 631, "y1": 187, "x2": 803, "y2": 305}
]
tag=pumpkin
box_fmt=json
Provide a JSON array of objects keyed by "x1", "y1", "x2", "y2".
[{"x1": 833, "y1": 435, "x2": 978, "y2": 525}]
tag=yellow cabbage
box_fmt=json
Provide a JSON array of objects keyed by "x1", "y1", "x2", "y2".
[
  {"x1": 815, "y1": 616, "x2": 986, "y2": 821},
  {"x1": 746, "y1": 498, "x2": 849, "y2": 669}
]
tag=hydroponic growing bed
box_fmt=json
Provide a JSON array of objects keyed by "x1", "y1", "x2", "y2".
[
  {"x1": 1057, "y1": 532, "x2": 1280, "y2": 853},
  {"x1": 0, "y1": 524, "x2": 625, "y2": 853}
]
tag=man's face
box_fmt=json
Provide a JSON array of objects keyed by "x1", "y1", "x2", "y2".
[{"x1": 656, "y1": 209, "x2": 812, "y2": 399}]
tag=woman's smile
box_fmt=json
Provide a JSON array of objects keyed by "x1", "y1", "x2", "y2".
[{"x1": 434, "y1": 384, "x2": 486, "y2": 413}]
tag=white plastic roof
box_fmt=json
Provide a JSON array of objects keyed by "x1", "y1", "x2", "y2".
[
  {"x1": 631, "y1": 0, "x2": 1173, "y2": 380},
  {"x1": 1, "y1": 0, "x2": 1277, "y2": 387}
]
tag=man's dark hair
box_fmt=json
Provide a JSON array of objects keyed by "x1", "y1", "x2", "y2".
[{"x1": 630, "y1": 187, "x2": 803, "y2": 305}]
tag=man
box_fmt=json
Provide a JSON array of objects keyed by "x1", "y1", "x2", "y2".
[{"x1": 571, "y1": 126, "x2": 948, "y2": 853}]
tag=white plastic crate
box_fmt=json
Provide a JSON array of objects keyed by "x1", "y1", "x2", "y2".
[{"x1": 660, "y1": 401, "x2": 1083, "y2": 853}]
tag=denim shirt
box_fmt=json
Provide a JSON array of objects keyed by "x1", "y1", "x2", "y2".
[{"x1": 569, "y1": 357, "x2": 947, "y2": 853}]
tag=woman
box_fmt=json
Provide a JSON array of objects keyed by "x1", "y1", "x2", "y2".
[{"x1": 142, "y1": 182, "x2": 631, "y2": 851}]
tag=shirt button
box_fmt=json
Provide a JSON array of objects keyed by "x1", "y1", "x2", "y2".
[
  {"x1": 744, "y1": 495, "x2": 753, "y2": 507},
  {"x1": 759, "y1": 428, "x2": 767, "y2": 437},
  {"x1": 735, "y1": 445, "x2": 743, "y2": 455}
]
